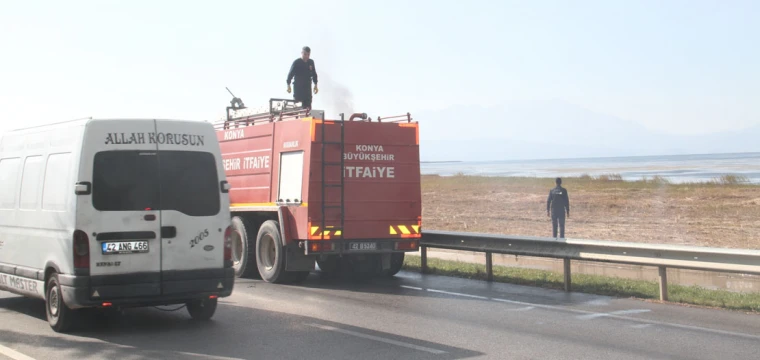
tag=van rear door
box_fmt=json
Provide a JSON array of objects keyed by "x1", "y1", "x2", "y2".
[
  {"x1": 82, "y1": 120, "x2": 163, "y2": 299},
  {"x1": 153, "y1": 120, "x2": 229, "y2": 295}
]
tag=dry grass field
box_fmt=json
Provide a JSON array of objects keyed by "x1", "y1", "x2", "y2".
[{"x1": 421, "y1": 174, "x2": 760, "y2": 249}]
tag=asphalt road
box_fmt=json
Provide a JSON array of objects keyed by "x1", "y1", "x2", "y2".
[{"x1": 1, "y1": 270, "x2": 759, "y2": 360}]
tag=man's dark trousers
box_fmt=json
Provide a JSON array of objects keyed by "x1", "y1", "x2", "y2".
[
  {"x1": 552, "y1": 212, "x2": 566, "y2": 238},
  {"x1": 294, "y1": 84, "x2": 312, "y2": 109}
]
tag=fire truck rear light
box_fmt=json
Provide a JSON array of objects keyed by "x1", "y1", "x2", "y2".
[
  {"x1": 395, "y1": 241, "x2": 419, "y2": 251},
  {"x1": 309, "y1": 242, "x2": 334, "y2": 253}
]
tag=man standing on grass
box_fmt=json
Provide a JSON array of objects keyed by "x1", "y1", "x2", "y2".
[{"x1": 547, "y1": 177, "x2": 570, "y2": 238}]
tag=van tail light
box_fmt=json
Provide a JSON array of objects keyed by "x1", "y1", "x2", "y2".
[
  {"x1": 223, "y1": 225, "x2": 233, "y2": 267},
  {"x1": 73, "y1": 230, "x2": 90, "y2": 269}
]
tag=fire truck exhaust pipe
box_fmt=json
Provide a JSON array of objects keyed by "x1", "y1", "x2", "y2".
[{"x1": 349, "y1": 113, "x2": 368, "y2": 121}]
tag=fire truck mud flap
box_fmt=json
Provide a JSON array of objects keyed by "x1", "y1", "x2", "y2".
[
  {"x1": 285, "y1": 243, "x2": 315, "y2": 272},
  {"x1": 278, "y1": 206, "x2": 315, "y2": 272}
]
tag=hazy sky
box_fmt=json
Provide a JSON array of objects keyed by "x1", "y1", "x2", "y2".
[{"x1": 1, "y1": 0, "x2": 758, "y2": 136}]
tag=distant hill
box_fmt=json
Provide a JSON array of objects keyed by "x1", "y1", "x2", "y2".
[{"x1": 417, "y1": 100, "x2": 760, "y2": 161}]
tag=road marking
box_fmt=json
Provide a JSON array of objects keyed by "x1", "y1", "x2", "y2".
[
  {"x1": 175, "y1": 351, "x2": 245, "y2": 360},
  {"x1": 400, "y1": 285, "x2": 760, "y2": 341},
  {"x1": 400, "y1": 285, "x2": 423, "y2": 291},
  {"x1": 0, "y1": 344, "x2": 36, "y2": 360},
  {"x1": 577, "y1": 309, "x2": 651, "y2": 320},
  {"x1": 0, "y1": 337, "x2": 242, "y2": 360},
  {"x1": 631, "y1": 324, "x2": 652, "y2": 329},
  {"x1": 307, "y1": 323, "x2": 446, "y2": 354},
  {"x1": 426, "y1": 288, "x2": 488, "y2": 300},
  {"x1": 492, "y1": 299, "x2": 535, "y2": 311},
  {"x1": 611, "y1": 309, "x2": 652, "y2": 316}
]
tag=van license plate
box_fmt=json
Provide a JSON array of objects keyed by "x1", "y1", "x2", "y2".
[
  {"x1": 102, "y1": 241, "x2": 149, "y2": 255},
  {"x1": 349, "y1": 242, "x2": 377, "y2": 251}
]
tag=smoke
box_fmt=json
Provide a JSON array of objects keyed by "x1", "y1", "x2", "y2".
[
  {"x1": 317, "y1": 72, "x2": 354, "y2": 118},
  {"x1": 290, "y1": 31, "x2": 355, "y2": 118}
]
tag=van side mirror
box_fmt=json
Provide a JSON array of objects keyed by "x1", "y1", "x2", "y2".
[
  {"x1": 220, "y1": 181, "x2": 231, "y2": 193},
  {"x1": 75, "y1": 182, "x2": 92, "y2": 195}
]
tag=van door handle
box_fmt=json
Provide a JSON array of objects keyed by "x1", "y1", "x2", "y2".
[
  {"x1": 161, "y1": 226, "x2": 177, "y2": 239},
  {"x1": 144, "y1": 214, "x2": 156, "y2": 221}
]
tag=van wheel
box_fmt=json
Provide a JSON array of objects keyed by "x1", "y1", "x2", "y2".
[
  {"x1": 383, "y1": 252, "x2": 406, "y2": 277},
  {"x1": 256, "y1": 220, "x2": 289, "y2": 283},
  {"x1": 46, "y1": 273, "x2": 78, "y2": 333},
  {"x1": 187, "y1": 298, "x2": 217, "y2": 321},
  {"x1": 231, "y1": 216, "x2": 260, "y2": 279}
]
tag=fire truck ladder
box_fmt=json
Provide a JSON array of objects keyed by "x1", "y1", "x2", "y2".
[{"x1": 320, "y1": 113, "x2": 346, "y2": 253}]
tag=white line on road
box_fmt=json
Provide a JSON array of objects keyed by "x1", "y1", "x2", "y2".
[
  {"x1": 426, "y1": 288, "x2": 489, "y2": 300},
  {"x1": 631, "y1": 324, "x2": 653, "y2": 329},
  {"x1": 400, "y1": 285, "x2": 423, "y2": 291},
  {"x1": 611, "y1": 309, "x2": 652, "y2": 316},
  {"x1": 492, "y1": 299, "x2": 536, "y2": 311},
  {"x1": 307, "y1": 323, "x2": 447, "y2": 355},
  {"x1": 175, "y1": 351, "x2": 246, "y2": 360},
  {"x1": 577, "y1": 309, "x2": 651, "y2": 320},
  {"x1": 0, "y1": 344, "x2": 36, "y2": 360},
  {"x1": 497, "y1": 304, "x2": 536, "y2": 311},
  {"x1": 400, "y1": 285, "x2": 760, "y2": 341},
  {"x1": 0, "y1": 338, "x2": 243, "y2": 360}
]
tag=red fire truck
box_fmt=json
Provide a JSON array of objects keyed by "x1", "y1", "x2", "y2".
[{"x1": 213, "y1": 95, "x2": 421, "y2": 283}]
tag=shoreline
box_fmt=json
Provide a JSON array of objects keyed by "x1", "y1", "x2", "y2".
[
  {"x1": 419, "y1": 152, "x2": 760, "y2": 184},
  {"x1": 421, "y1": 172, "x2": 757, "y2": 185},
  {"x1": 420, "y1": 151, "x2": 760, "y2": 164}
]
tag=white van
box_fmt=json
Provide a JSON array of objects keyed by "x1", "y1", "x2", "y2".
[{"x1": 0, "y1": 118, "x2": 235, "y2": 332}]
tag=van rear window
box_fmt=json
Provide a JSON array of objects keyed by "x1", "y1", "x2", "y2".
[
  {"x1": 93, "y1": 151, "x2": 220, "y2": 216},
  {"x1": 93, "y1": 151, "x2": 160, "y2": 212},
  {"x1": 158, "y1": 151, "x2": 221, "y2": 217}
]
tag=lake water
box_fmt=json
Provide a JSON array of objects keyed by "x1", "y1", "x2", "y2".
[{"x1": 421, "y1": 152, "x2": 760, "y2": 184}]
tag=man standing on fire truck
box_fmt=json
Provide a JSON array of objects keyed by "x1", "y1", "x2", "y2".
[{"x1": 287, "y1": 46, "x2": 319, "y2": 111}]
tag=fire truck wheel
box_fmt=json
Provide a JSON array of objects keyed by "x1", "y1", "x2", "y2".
[
  {"x1": 383, "y1": 252, "x2": 405, "y2": 277},
  {"x1": 345, "y1": 255, "x2": 380, "y2": 279},
  {"x1": 287, "y1": 271, "x2": 311, "y2": 283},
  {"x1": 316, "y1": 255, "x2": 341, "y2": 273},
  {"x1": 256, "y1": 220, "x2": 288, "y2": 283},
  {"x1": 231, "y1": 216, "x2": 260, "y2": 279}
]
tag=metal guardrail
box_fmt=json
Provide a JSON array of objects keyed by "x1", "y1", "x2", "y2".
[{"x1": 420, "y1": 230, "x2": 760, "y2": 301}]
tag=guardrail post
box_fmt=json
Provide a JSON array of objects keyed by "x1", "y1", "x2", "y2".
[
  {"x1": 485, "y1": 252, "x2": 493, "y2": 282},
  {"x1": 658, "y1": 266, "x2": 668, "y2": 301},
  {"x1": 563, "y1": 258, "x2": 572, "y2": 292},
  {"x1": 421, "y1": 245, "x2": 428, "y2": 274}
]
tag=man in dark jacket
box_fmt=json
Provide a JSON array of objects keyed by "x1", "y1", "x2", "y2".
[
  {"x1": 547, "y1": 177, "x2": 570, "y2": 238},
  {"x1": 286, "y1": 46, "x2": 319, "y2": 110}
]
